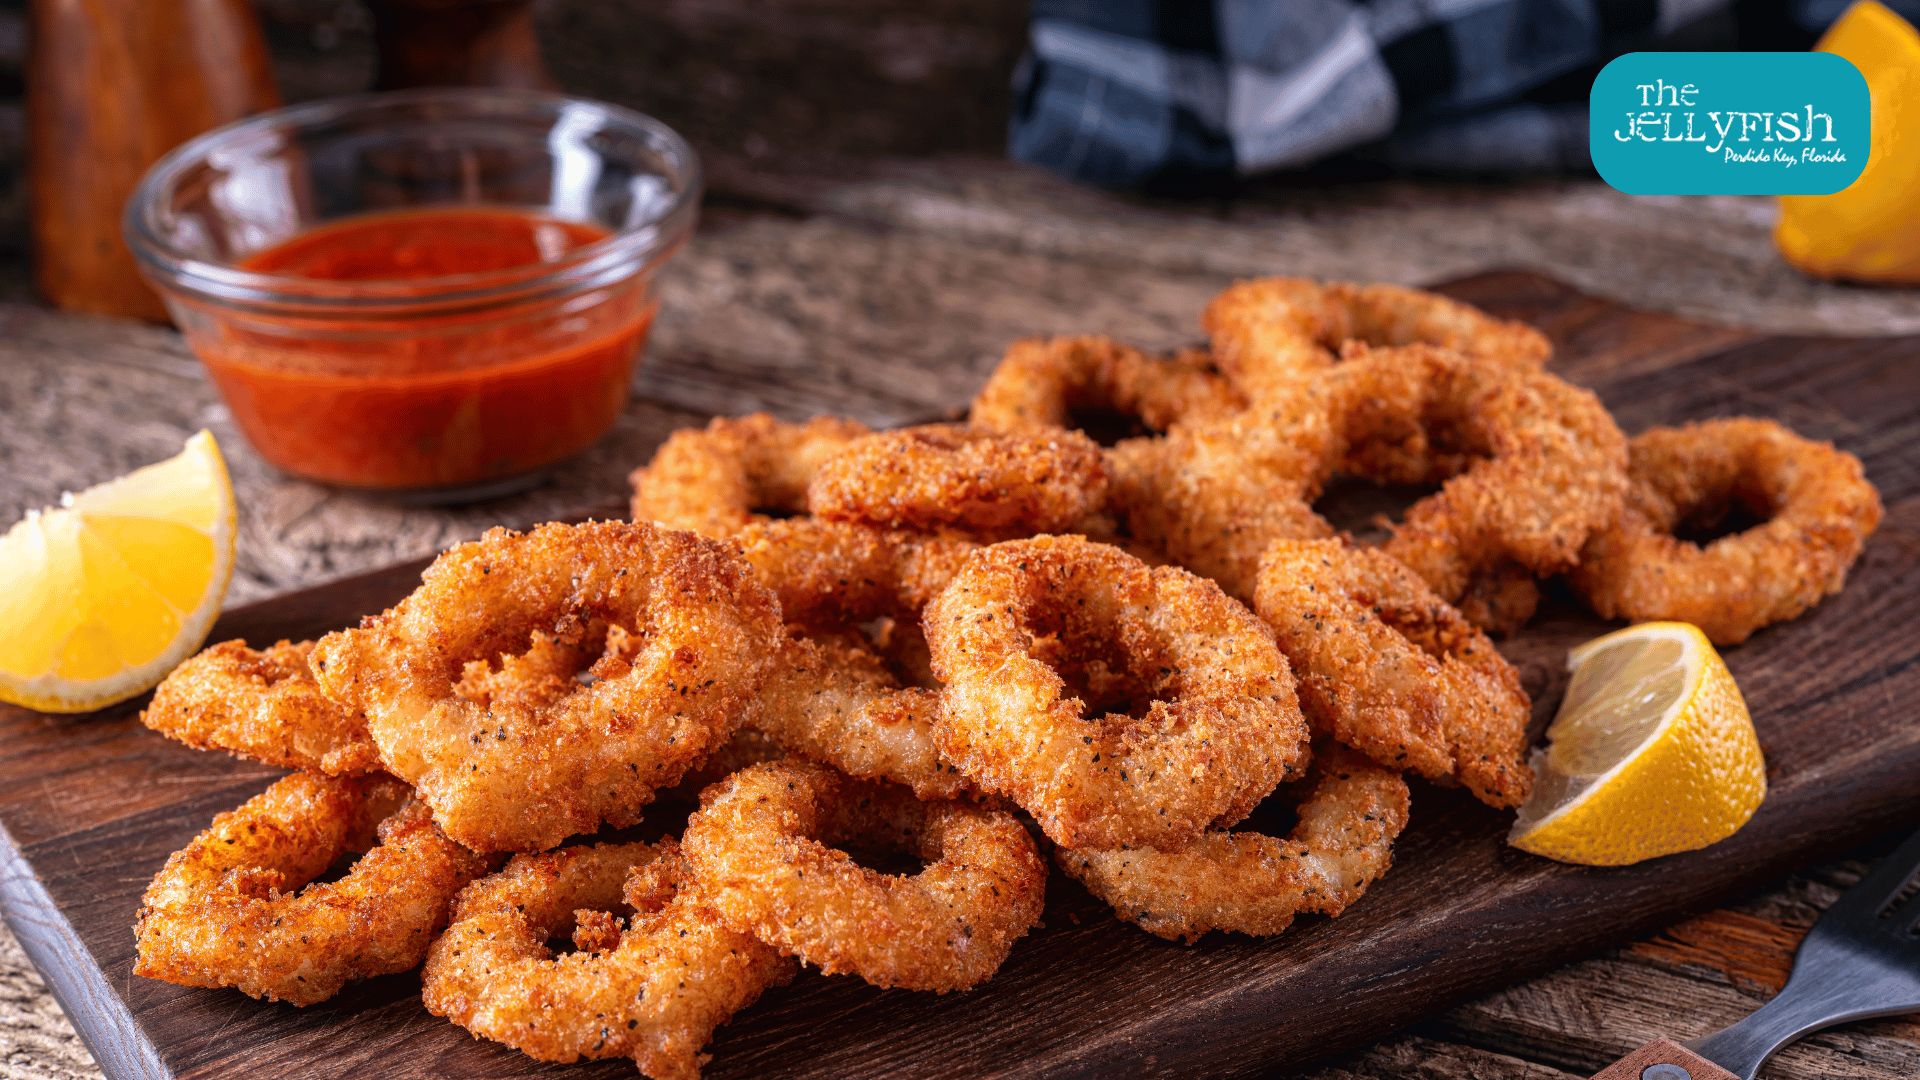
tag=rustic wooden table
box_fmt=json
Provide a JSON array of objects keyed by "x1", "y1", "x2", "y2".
[{"x1": 3, "y1": 3, "x2": 1920, "y2": 1078}]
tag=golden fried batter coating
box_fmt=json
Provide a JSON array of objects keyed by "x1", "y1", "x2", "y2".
[
  {"x1": 747, "y1": 631, "x2": 966, "y2": 800},
  {"x1": 423, "y1": 840, "x2": 794, "y2": 1080},
  {"x1": 723, "y1": 518, "x2": 978, "y2": 796},
  {"x1": 1058, "y1": 744, "x2": 1409, "y2": 942},
  {"x1": 449, "y1": 622, "x2": 629, "y2": 715},
  {"x1": 142, "y1": 639, "x2": 379, "y2": 775},
  {"x1": 969, "y1": 335, "x2": 1244, "y2": 436},
  {"x1": 628, "y1": 413, "x2": 871, "y2": 536},
  {"x1": 1453, "y1": 564, "x2": 1544, "y2": 637},
  {"x1": 621, "y1": 423, "x2": 992, "y2": 801},
  {"x1": 1254, "y1": 539, "x2": 1533, "y2": 808},
  {"x1": 1105, "y1": 392, "x2": 1341, "y2": 601},
  {"x1": 682, "y1": 760, "x2": 1046, "y2": 991},
  {"x1": 1570, "y1": 418, "x2": 1882, "y2": 644},
  {"x1": 668, "y1": 725, "x2": 794, "y2": 798},
  {"x1": 1100, "y1": 347, "x2": 1618, "y2": 628},
  {"x1": 135, "y1": 772, "x2": 493, "y2": 1005},
  {"x1": 1328, "y1": 346, "x2": 1628, "y2": 611},
  {"x1": 733, "y1": 518, "x2": 977, "y2": 631},
  {"x1": 312, "y1": 521, "x2": 782, "y2": 852},
  {"x1": 1203, "y1": 276, "x2": 1550, "y2": 401},
  {"x1": 808, "y1": 424, "x2": 1108, "y2": 536},
  {"x1": 926, "y1": 536, "x2": 1311, "y2": 850}
]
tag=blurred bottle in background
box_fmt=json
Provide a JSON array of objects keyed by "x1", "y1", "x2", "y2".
[
  {"x1": 28, "y1": 0, "x2": 280, "y2": 320},
  {"x1": 27, "y1": 0, "x2": 553, "y2": 323},
  {"x1": 365, "y1": 0, "x2": 552, "y2": 90}
]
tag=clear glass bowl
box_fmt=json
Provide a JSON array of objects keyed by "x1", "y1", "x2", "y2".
[{"x1": 125, "y1": 88, "x2": 700, "y2": 500}]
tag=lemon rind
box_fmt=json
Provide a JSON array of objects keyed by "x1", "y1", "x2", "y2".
[
  {"x1": 0, "y1": 432, "x2": 235, "y2": 713},
  {"x1": 1512, "y1": 622, "x2": 1711, "y2": 840}
]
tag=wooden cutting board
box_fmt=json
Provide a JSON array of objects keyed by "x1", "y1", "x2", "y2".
[{"x1": 3, "y1": 273, "x2": 1917, "y2": 1079}]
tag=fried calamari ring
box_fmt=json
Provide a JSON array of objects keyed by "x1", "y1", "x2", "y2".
[
  {"x1": 728, "y1": 519, "x2": 980, "y2": 799},
  {"x1": 1453, "y1": 564, "x2": 1544, "y2": 637},
  {"x1": 681, "y1": 760, "x2": 1045, "y2": 991},
  {"x1": 1057, "y1": 744, "x2": 1409, "y2": 942},
  {"x1": 747, "y1": 631, "x2": 966, "y2": 800},
  {"x1": 666, "y1": 724, "x2": 793, "y2": 798},
  {"x1": 868, "y1": 612, "x2": 938, "y2": 689},
  {"x1": 142, "y1": 639, "x2": 378, "y2": 775},
  {"x1": 1329, "y1": 346, "x2": 1627, "y2": 611},
  {"x1": 807, "y1": 424, "x2": 1108, "y2": 536},
  {"x1": 968, "y1": 335, "x2": 1244, "y2": 436},
  {"x1": 1254, "y1": 539, "x2": 1532, "y2": 808},
  {"x1": 1294, "y1": 349, "x2": 1589, "y2": 635},
  {"x1": 141, "y1": 632, "x2": 660, "y2": 780},
  {"x1": 926, "y1": 536, "x2": 1311, "y2": 850},
  {"x1": 423, "y1": 839, "x2": 794, "y2": 1080},
  {"x1": 312, "y1": 521, "x2": 782, "y2": 852},
  {"x1": 1101, "y1": 347, "x2": 1616, "y2": 626},
  {"x1": 134, "y1": 772, "x2": 492, "y2": 1005},
  {"x1": 733, "y1": 518, "x2": 977, "y2": 631},
  {"x1": 1570, "y1": 418, "x2": 1883, "y2": 645},
  {"x1": 449, "y1": 622, "x2": 632, "y2": 716},
  {"x1": 628, "y1": 413, "x2": 872, "y2": 536},
  {"x1": 1104, "y1": 392, "x2": 1340, "y2": 601},
  {"x1": 1203, "y1": 276, "x2": 1551, "y2": 400}
]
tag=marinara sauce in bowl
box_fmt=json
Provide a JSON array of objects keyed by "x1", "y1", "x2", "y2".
[{"x1": 126, "y1": 90, "x2": 698, "y2": 499}]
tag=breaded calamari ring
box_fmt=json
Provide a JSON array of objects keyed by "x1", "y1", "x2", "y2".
[
  {"x1": 423, "y1": 839, "x2": 794, "y2": 1080},
  {"x1": 1303, "y1": 353, "x2": 1564, "y2": 635},
  {"x1": 1329, "y1": 346, "x2": 1628, "y2": 610},
  {"x1": 729, "y1": 519, "x2": 979, "y2": 799},
  {"x1": 926, "y1": 536, "x2": 1311, "y2": 850},
  {"x1": 733, "y1": 518, "x2": 977, "y2": 631},
  {"x1": 142, "y1": 631, "x2": 651, "y2": 779},
  {"x1": 968, "y1": 335, "x2": 1244, "y2": 436},
  {"x1": 1104, "y1": 391, "x2": 1340, "y2": 601},
  {"x1": 1570, "y1": 418, "x2": 1882, "y2": 644},
  {"x1": 868, "y1": 613, "x2": 938, "y2": 688},
  {"x1": 1254, "y1": 539, "x2": 1533, "y2": 808},
  {"x1": 134, "y1": 772, "x2": 493, "y2": 1005},
  {"x1": 449, "y1": 622, "x2": 631, "y2": 715},
  {"x1": 629, "y1": 413, "x2": 871, "y2": 536},
  {"x1": 312, "y1": 521, "x2": 782, "y2": 852},
  {"x1": 1203, "y1": 276, "x2": 1551, "y2": 400},
  {"x1": 142, "y1": 639, "x2": 379, "y2": 775},
  {"x1": 808, "y1": 424, "x2": 1108, "y2": 536},
  {"x1": 1453, "y1": 564, "x2": 1544, "y2": 637},
  {"x1": 667, "y1": 724, "x2": 794, "y2": 799},
  {"x1": 1057, "y1": 744, "x2": 1410, "y2": 942},
  {"x1": 681, "y1": 760, "x2": 1045, "y2": 991},
  {"x1": 747, "y1": 631, "x2": 966, "y2": 800}
]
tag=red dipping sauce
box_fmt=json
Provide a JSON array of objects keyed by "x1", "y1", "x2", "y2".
[{"x1": 186, "y1": 207, "x2": 654, "y2": 493}]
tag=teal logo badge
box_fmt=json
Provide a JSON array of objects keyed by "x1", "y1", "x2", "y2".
[{"x1": 1591, "y1": 52, "x2": 1869, "y2": 195}]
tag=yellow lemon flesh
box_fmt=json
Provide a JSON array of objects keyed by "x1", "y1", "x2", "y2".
[
  {"x1": 0, "y1": 431, "x2": 237, "y2": 713},
  {"x1": 1776, "y1": 0, "x2": 1920, "y2": 283},
  {"x1": 1510, "y1": 622, "x2": 1766, "y2": 867}
]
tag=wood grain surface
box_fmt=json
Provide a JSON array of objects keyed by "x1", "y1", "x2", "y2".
[{"x1": 2, "y1": 272, "x2": 1918, "y2": 1079}]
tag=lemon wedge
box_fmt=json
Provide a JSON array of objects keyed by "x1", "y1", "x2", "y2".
[
  {"x1": 0, "y1": 431, "x2": 237, "y2": 713},
  {"x1": 1509, "y1": 622, "x2": 1766, "y2": 866},
  {"x1": 1776, "y1": 0, "x2": 1920, "y2": 283}
]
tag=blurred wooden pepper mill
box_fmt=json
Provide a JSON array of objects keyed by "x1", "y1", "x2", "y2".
[
  {"x1": 27, "y1": 0, "x2": 281, "y2": 321},
  {"x1": 28, "y1": 0, "x2": 550, "y2": 322}
]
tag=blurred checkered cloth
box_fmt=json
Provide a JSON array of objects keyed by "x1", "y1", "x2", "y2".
[{"x1": 1009, "y1": 0, "x2": 1915, "y2": 190}]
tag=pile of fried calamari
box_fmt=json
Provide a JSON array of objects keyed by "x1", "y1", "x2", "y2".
[{"x1": 136, "y1": 278, "x2": 1883, "y2": 1078}]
